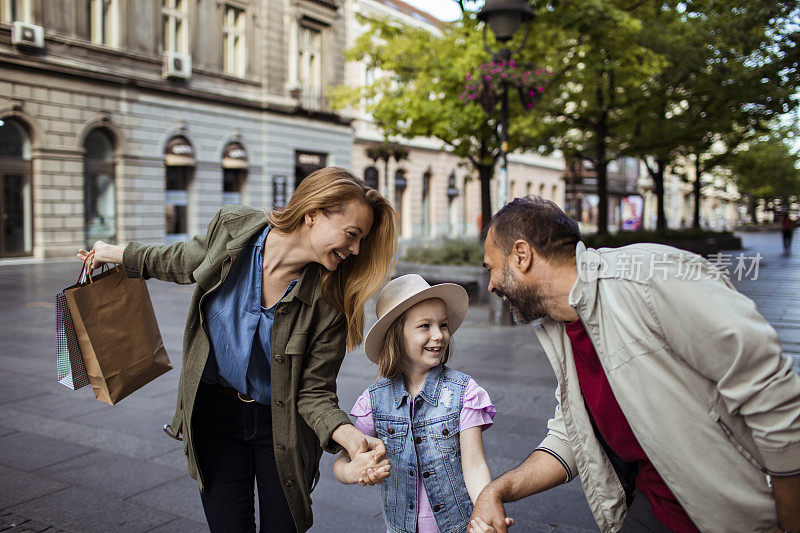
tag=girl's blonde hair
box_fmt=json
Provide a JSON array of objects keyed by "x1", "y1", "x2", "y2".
[
  {"x1": 268, "y1": 166, "x2": 397, "y2": 349},
  {"x1": 376, "y1": 307, "x2": 452, "y2": 379}
]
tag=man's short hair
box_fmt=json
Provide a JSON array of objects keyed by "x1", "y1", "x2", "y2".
[{"x1": 483, "y1": 195, "x2": 581, "y2": 263}]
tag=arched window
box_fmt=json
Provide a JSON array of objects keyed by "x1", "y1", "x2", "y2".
[
  {"x1": 84, "y1": 129, "x2": 116, "y2": 244},
  {"x1": 394, "y1": 168, "x2": 407, "y2": 236},
  {"x1": 222, "y1": 141, "x2": 248, "y2": 205},
  {"x1": 164, "y1": 136, "x2": 195, "y2": 241},
  {"x1": 526, "y1": 182, "x2": 533, "y2": 197},
  {"x1": 0, "y1": 117, "x2": 33, "y2": 256},
  {"x1": 552, "y1": 184, "x2": 559, "y2": 205},
  {"x1": 422, "y1": 170, "x2": 432, "y2": 236},
  {"x1": 364, "y1": 166, "x2": 379, "y2": 190},
  {"x1": 539, "y1": 183, "x2": 546, "y2": 200}
]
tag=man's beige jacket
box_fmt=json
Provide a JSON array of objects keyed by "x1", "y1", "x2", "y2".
[{"x1": 534, "y1": 242, "x2": 800, "y2": 532}]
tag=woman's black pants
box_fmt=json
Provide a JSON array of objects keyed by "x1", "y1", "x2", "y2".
[{"x1": 194, "y1": 383, "x2": 297, "y2": 533}]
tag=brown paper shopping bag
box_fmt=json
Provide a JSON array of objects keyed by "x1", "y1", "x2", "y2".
[{"x1": 64, "y1": 265, "x2": 172, "y2": 405}]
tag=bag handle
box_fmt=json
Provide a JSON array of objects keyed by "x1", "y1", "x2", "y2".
[{"x1": 77, "y1": 252, "x2": 109, "y2": 285}]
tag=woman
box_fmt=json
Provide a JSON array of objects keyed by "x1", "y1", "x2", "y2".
[{"x1": 78, "y1": 167, "x2": 397, "y2": 532}]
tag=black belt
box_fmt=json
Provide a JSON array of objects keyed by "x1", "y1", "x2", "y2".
[{"x1": 215, "y1": 384, "x2": 255, "y2": 403}]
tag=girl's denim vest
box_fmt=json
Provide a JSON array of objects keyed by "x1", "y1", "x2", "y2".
[{"x1": 369, "y1": 364, "x2": 472, "y2": 533}]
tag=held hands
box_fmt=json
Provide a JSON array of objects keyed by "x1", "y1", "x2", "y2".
[
  {"x1": 469, "y1": 488, "x2": 514, "y2": 533},
  {"x1": 348, "y1": 437, "x2": 391, "y2": 486}
]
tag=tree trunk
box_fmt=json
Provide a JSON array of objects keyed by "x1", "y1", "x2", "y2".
[
  {"x1": 692, "y1": 155, "x2": 702, "y2": 228},
  {"x1": 479, "y1": 164, "x2": 494, "y2": 237}
]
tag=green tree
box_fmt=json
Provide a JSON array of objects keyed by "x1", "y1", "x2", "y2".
[
  {"x1": 728, "y1": 137, "x2": 800, "y2": 220},
  {"x1": 621, "y1": 0, "x2": 800, "y2": 230},
  {"x1": 523, "y1": 0, "x2": 666, "y2": 234},
  {"x1": 330, "y1": 13, "x2": 552, "y2": 232}
]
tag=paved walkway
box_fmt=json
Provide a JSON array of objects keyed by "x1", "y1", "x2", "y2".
[{"x1": 0, "y1": 231, "x2": 796, "y2": 532}]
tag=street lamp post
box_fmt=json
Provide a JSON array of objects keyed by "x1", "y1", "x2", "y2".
[
  {"x1": 478, "y1": 0, "x2": 534, "y2": 210},
  {"x1": 478, "y1": 0, "x2": 533, "y2": 325}
]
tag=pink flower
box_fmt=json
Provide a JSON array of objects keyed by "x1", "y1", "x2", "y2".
[
  {"x1": 538, "y1": 86, "x2": 545, "y2": 92},
  {"x1": 485, "y1": 75, "x2": 491, "y2": 81}
]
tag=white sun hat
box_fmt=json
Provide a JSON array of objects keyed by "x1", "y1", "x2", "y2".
[{"x1": 364, "y1": 274, "x2": 469, "y2": 363}]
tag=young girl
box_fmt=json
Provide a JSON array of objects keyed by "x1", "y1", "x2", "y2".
[{"x1": 334, "y1": 274, "x2": 512, "y2": 533}]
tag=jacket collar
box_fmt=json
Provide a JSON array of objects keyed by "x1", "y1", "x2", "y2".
[
  {"x1": 568, "y1": 241, "x2": 601, "y2": 317},
  {"x1": 390, "y1": 363, "x2": 445, "y2": 409},
  {"x1": 220, "y1": 209, "x2": 319, "y2": 306}
]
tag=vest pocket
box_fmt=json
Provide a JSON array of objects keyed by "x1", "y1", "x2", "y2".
[
  {"x1": 376, "y1": 419, "x2": 408, "y2": 453},
  {"x1": 431, "y1": 418, "x2": 460, "y2": 453}
]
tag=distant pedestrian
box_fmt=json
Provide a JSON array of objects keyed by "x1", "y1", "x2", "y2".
[
  {"x1": 77, "y1": 168, "x2": 397, "y2": 532},
  {"x1": 782, "y1": 211, "x2": 795, "y2": 255},
  {"x1": 470, "y1": 195, "x2": 800, "y2": 533},
  {"x1": 335, "y1": 274, "x2": 509, "y2": 533}
]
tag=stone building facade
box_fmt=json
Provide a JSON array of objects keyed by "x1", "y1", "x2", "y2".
[{"x1": 0, "y1": 0, "x2": 351, "y2": 258}]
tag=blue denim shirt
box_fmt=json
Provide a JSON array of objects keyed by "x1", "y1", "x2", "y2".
[
  {"x1": 370, "y1": 364, "x2": 473, "y2": 533},
  {"x1": 202, "y1": 226, "x2": 297, "y2": 404}
]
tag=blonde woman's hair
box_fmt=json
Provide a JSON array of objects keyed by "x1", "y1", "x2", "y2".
[
  {"x1": 376, "y1": 309, "x2": 452, "y2": 379},
  {"x1": 268, "y1": 167, "x2": 397, "y2": 349}
]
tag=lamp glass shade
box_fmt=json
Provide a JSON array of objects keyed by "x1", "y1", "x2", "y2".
[{"x1": 487, "y1": 11, "x2": 522, "y2": 42}]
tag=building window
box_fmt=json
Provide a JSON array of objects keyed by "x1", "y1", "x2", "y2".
[
  {"x1": 1, "y1": 0, "x2": 32, "y2": 23},
  {"x1": 395, "y1": 169, "x2": 407, "y2": 236},
  {"x1": 552, "y1": 185, "x2": 559, "y2": 205},
  {"x1": 526, "y1": 182, "x2": 533, "y2": 196},
  {"x1": 162, "y1": 0, "x2": 188, "y2": 54},
  {"x1": 422, "y1": 171, "x2": 431, "y2": 237},
  {"x1": 84, "y1": 129, "x2": 116, "y2": 245},
  {"x1": 88, "y1": 0, "x2": 119, "y2": 46},
  {"x1": 539, "y1": 183, "x2": 546, "y2": 199},
  {"x1": 222, "y1": 141, "x2": 248, "y2": 204},
  {"x1": 297, "y1": 24, "x2": 322, "y2": 93},
  {"x1": 0, "y1": 117, "x2": 33, "y2": 257},
  {"x1": 223, "y1": 5, "x2": 245, "y2": 76},
  {"x1": 364, "y1": 166, "x2": 379, "y2": 190},
  {"x1": 164, "y1": 136, "x2": 194, "y2": 241}
]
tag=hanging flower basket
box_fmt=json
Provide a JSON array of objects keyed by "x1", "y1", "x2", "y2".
[{"x1": 459, "y1": 60, "x2": 552, "y2": 114}]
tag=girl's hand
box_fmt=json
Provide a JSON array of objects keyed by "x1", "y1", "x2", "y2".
[
  {"x1": 469, "y1": 517, "x2": 514, "y2": 533},
  {"x1": 358, "y1": 464, "x2": 391, "y2": 486}
]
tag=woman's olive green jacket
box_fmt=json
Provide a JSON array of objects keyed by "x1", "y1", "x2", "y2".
[{"x1": 122, "y1": 204, "x2": 352, "y2": 532}]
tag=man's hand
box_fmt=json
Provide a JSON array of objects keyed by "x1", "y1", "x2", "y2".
[{"x1": 469, "y1": 486, "x2": 511, "y2": 533}]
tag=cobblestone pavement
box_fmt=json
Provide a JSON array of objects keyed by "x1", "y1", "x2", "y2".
[{"x1": 0, "y1": 231, "x2": 796, "y2": 532}]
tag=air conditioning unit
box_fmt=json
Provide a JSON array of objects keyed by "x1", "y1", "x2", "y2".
[
  {"x1": 163, "y1": 51, "x2": 192, "y2": 80},
  {"x1": 11, "y1": 21, "x2": 44, "y2": 49}
]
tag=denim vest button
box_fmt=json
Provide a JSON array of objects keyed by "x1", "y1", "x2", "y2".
[
  {"x1": 433, "y1": 505, "x2": 442, "y2": 512},
  {"x1": 442, "y1": 428, "x2": 449, "y2": 436},
  {"x1": 409, "y1": 469, "x2": 414, "y2": 476},
  {"x1": 409, "y1": 504, "x2": 414, "y2": 510},
  {"x1": 422, "y1": 471, "x2": 432, "y2": 478},
  {"x1": 414, "y1": 436, "x2": 423, "y2": 444},
  {"x1": 388, "y1": 427, "x2": 394, "y2": 434}
]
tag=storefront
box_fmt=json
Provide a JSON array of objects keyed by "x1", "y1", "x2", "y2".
[{"x1": 0, "y1": 117, "x2": 33, "y2": 257}]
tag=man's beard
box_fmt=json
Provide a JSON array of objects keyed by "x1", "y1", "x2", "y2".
[{"x1": 495, "y1": 262, "x2": 549, "y2": 324}]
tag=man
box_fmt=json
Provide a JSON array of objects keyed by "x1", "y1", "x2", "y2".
[{"x1": 470, "y1": 196, "x2": 800, "y2": 533}]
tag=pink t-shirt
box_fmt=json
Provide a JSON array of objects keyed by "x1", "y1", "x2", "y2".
[{"x1": 349, "y1": 378, "x2": 496, "y2": 533}]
